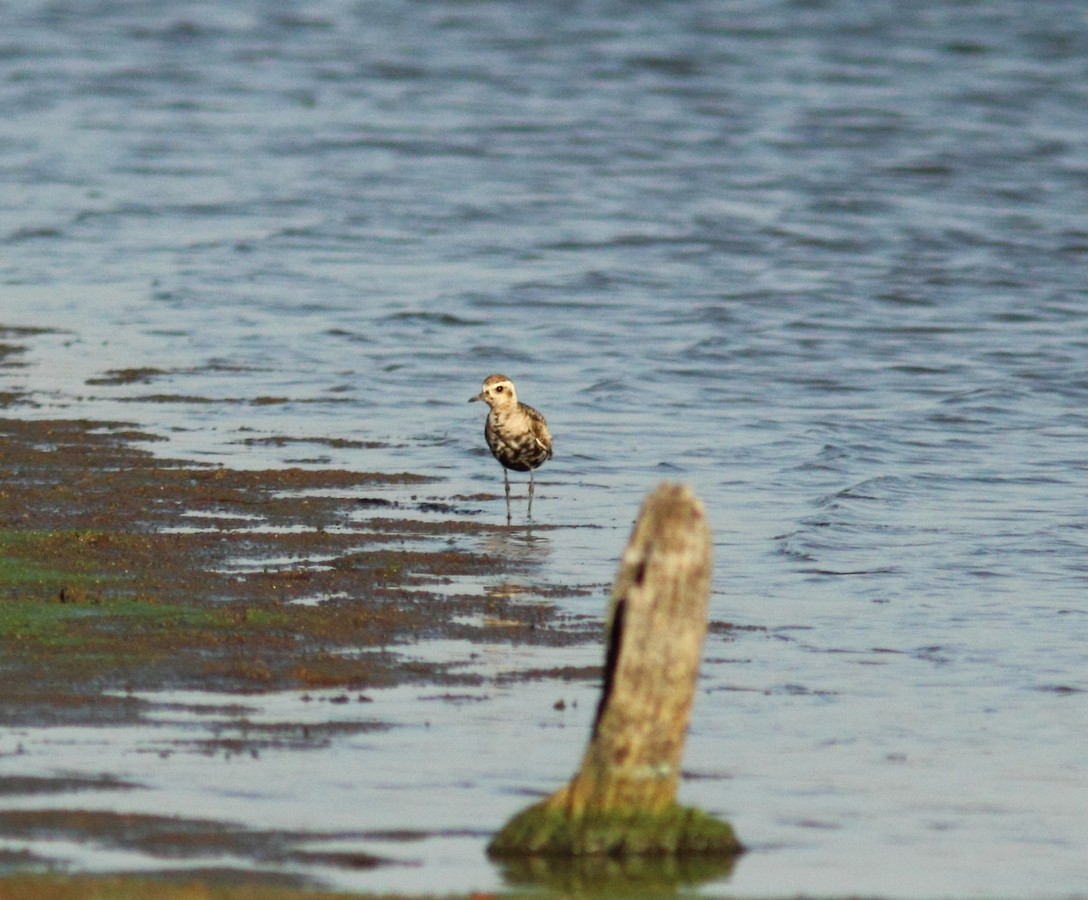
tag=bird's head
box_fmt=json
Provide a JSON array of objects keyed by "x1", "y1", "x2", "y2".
[{"x1": 469, "y1": 374, "x2": 518, "y2": 409}]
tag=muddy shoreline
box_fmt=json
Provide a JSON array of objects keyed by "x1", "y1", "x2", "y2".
[
  {"x1": 0, "y1": 408, "x2": 599, "y2": 724},
  {"x1": 0, "y1": 328, "x2": 602, "y2": 893}
]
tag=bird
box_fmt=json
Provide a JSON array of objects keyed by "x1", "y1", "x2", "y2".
[{"x1": 469, "y1": 374, "x2": 553, "y2": 521}]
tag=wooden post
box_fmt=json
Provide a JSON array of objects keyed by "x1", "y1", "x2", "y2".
[{"x1": 488, "y1": 483, "x2": 742, "y2": 858}]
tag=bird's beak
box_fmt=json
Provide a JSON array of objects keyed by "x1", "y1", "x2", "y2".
[{"x1": 469, "y1": 392, "x2": 483, "y2": 403}]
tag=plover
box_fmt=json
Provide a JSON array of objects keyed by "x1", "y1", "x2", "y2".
[{"x1": 469, "y1": 374, "x2": 553, "y2": 521}]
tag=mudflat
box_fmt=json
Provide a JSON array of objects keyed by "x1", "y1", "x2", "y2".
[{"x1": 0, "y1": 413, "x2": 595, "y2": 720}]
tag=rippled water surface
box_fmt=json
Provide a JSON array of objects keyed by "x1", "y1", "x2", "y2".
[{"x1": 2, "y1": 0, "x2": 1087, "y2": 895}]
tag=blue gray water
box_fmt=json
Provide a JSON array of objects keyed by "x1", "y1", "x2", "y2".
[{"x1": 2, "y1": 0, "x2": 1087, "y2": 895}]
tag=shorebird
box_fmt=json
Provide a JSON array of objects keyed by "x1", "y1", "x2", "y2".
[{"x1": 469, "y1": 374, "x2": 553, "y2": 521}]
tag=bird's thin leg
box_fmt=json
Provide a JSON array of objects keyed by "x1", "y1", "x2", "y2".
[
  {"x1": 527, "y1": 468, "x2": 535, "y2": 518},
  {"x1": 503, "y1": 468, "x2": 512, "y2": 523}
]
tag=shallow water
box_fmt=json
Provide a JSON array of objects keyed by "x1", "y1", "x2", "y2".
[{"x1": 2, "y1": 0, "x2": 1087, "y2": 895}]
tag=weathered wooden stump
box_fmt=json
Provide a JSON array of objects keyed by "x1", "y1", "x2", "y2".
[{"x1": 488, "y1": 483, "x2": 743, "y2": 859}]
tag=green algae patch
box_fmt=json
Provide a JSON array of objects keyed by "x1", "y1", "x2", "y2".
[
  {"x1": 0, "y1": 531, "x2": 108, "y2": 591},
  {"x1": 0, "y1": 529, "x2": 286, "y2": 649},
  {"x1": 0, "y1": 592, "x2": 286, "y2": 645},
  {"x1": 0, "y1": 551, "x2": 74, "y2": 589}
]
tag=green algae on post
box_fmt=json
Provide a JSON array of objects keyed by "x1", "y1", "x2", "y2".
[
  {"x1": 490, "y1": 803, "x2": 740, "y2": 858},
  {"x1": 488, "y1": 483, "x2": 743, "y2": 859}
]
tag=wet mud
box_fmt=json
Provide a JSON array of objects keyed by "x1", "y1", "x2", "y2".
[{"x1": 0, "y1": 328, "x2": 601, "y2": 893}]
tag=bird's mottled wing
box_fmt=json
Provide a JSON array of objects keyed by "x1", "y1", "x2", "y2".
[{"x1": 522, "y1": 403, "x2": 553, "y2": 460}]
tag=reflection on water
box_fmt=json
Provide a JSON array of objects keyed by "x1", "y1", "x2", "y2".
[
  {"x1": 479, "y1": 525, "x2": 567, "y2": 615},
  {"x1": 481, "y1": 525, "x2": 554, "y2": 571},
  {"x1": 496, "y1": 852, "x2": 739, "y2": 898}
]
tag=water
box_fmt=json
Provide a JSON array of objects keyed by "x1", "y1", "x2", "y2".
[{"x1": 2, "y1": 0, "x2": 1087, "y2": 895}]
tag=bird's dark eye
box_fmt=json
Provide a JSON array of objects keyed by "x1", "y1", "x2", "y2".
[{"x1": 495, "y1": 386, "x2": 504, "y2": 393}]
